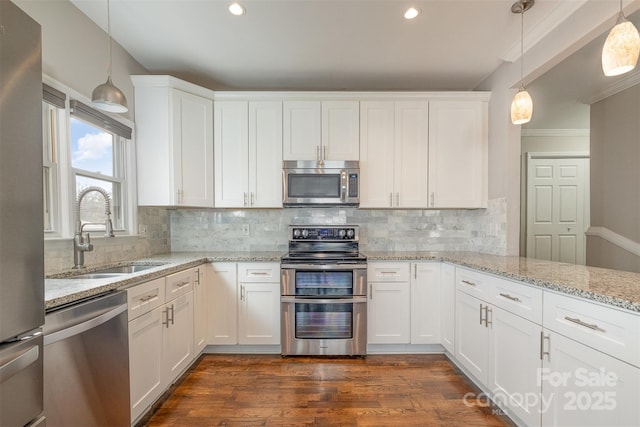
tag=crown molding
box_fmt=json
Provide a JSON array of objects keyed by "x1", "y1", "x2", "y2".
[{"x1": 581, "y1": 70, "x2": 640, "y2": 104}]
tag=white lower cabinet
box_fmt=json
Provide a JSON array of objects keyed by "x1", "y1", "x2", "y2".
[
  {"x1": 127, "y1": 267, "x2": 197, "y2": 424},
  {"x1": 367, "y1": 262, "x2": 410, "y2": 344},
  {"x1": 410, "y1": 262, "x2": 441, "y2": 344},
  {"x1": 540, "y1": 330, "x2": 640, "y2": 427},
  {"x1": 207, "y1": 262, "x2": 280, "y2": 346},
  {"x1": 440, "y1": 263, "x2": 455, "y2": 353},
  {"x1": 454, "y1": 267, "x2": 544, "y2": 425}
]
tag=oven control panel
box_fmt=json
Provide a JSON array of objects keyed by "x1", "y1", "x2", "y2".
[{"x1": 289, "y1": 226, "x2": 358, "y2": 241}]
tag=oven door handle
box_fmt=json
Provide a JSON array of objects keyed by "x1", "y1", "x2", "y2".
[
  {"x1": 281, "y1": 297, "x2": 368, "y2": 304},
  {"x1": 280, "y1": 263, "x2": 367, "y2": 270}
]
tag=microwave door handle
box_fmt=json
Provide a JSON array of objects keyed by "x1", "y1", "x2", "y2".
[{"x1": 341, "y1": 170, "x2": 347, "y2": 202}]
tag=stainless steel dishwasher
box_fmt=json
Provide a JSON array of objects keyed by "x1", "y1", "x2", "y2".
[{"x1": 43, "y1": 290, "x2": 130, "y2": 426}]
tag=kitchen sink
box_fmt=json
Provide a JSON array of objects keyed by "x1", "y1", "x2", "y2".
[{"x1": 67, "y1": 263, "x2": 166, "y2": 279}]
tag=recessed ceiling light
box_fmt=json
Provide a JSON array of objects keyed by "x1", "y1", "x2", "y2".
[
  {"x1": 404, "y1": 7, "x2": 420, "y2": 20},
  {"x1": 228, "y1": 2, "x2": 245, "y2": 16}
]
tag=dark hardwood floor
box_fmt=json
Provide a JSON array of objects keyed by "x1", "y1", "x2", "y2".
[{"x1": 144, "y1": 354, "x2": 514, "y2": 426}]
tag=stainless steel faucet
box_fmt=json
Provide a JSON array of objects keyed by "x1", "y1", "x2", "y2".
[{"x1": 73, "y1": 186, "x2": 115, "y2": 269}]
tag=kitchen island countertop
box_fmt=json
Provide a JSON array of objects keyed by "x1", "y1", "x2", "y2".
[
  {"x1": 45, "y1": 251, "x2": 640, "y2": 314},
  {"x1": 366, "y1": 251, "x2": 640, "y2": 313}
]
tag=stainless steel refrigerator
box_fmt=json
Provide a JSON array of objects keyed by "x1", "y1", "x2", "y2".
[{"x1": 0, "y1": 2, "x2": 45, "y2": 426}]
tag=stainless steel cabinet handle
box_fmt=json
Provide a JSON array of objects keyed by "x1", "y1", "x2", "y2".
[
  {"x1": 462, "y1": 280, "x2": 476, "y2": 287},
  {"x1": 396, "y1": 192, "x2": 400, "y2": 206},
  {"x1": 390, "y1": 193, "x2": 393, "y2": 207},
  {"x1": 195, "y1": 269, "x2": 200, "y2": 284},
  {"x1": 162, "y1": 307, "x2": 170, "y2": 328},
  {"x1": 240, "y1": 285, "x2": 245, "y2": 301},
  {"x1": 499, "y1": 293, "x2": 521, "y2": 303},
  {"x1": 169, "y1": 304, "x2": 175, "y2": 325},
  {"x1": 243, "y1": 192, "x2": 248, "y2": 207},
  {"x1": 317, "y1": 146, "x2": 321, "y2": 161},
  {"x1": 139, "y1": 294, "x2": 157, "y2": 303},
  {"x1": 0, "y1": 345, "x2": 39, "y2": 384},
  {"x1": 177, "y1": 189, "x2": 182, "y2": 204},
  {"x1": 369, "y1": 283, "x2": 372, "y2": 299},
  {"x1": 485, "y1": 306, "x2": 492, "y2": 327},
  {"x1": 250, "y1": 192, "x2": 254, "y2": 206},
  {"x1": 323, "y1": 146, "x2": 327, "y2": 160},
  {"x1": 414, "y1": 264, "x2": 417, "y2": 279},
  {"x1": 479, "y1": 303, "x2": 485, "y2": 325},
  {"x1": 176, "y1": 280, "x2": 190, "y2": 288},
  {"x1": 540, "y1": 332, "x2": 551, "y2": 361},
  {"x1": 249, "y1": 272, "x2": 269, "y2": 276},
  {"x1": 564, "y1": 316, "x2": 605, "y2": 332},
  {"x1": 430, "y1": 192, "x2": 434, "y2": 207}
]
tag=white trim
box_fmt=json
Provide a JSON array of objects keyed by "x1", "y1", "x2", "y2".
[
  {"x1": 526, "y1": 152, "x2": 589, "y2": 160},
  {"x1": 581, "y1": 70, "x2": 640, "y2": 105},
  {"x1": 586, "y1": 226, "x2": 640, "y2": 257},
  {"x1": 212, "y1": 91, "x2": 491, "y2": 102},
  {"x1": 500, "y1": 0, "x2": 589, "y2": 63},
  {"x1": 521, "y1": 129, "x2": 590, "y2": 138}
]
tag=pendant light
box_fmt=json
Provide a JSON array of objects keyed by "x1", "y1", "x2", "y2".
[
  {"x1": 510, "y1": 0, "x2": 534, "y2": 125},
  {"x1": 601, "y1": 0, "x2": 640, "y2": 77},
  {"x1": 92, "y1": 0, "x2": 128, "y2": 113}
]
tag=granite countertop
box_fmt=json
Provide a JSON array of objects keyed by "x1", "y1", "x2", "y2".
[
  {"x1": 45, "y1": 250, "x2": 640, "y2": 314},
  {"x1": 366, "y1": 251, "x2": 640, "y2": 313},
  {"x1": 45, "y1": 251, "x2": 283, "y2": 310}
]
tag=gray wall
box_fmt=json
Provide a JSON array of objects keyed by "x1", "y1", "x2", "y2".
[{"x1": 588, "y1": 86, "x2": 640, "y2": 273}]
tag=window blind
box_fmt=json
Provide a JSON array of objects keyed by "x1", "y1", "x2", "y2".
[{"x1": 70, "y1": 99, "x2": 132, "y2": 139}]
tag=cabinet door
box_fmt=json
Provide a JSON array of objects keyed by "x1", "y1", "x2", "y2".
[
  {"x1": 249, "y1": 101, "x2": 283, "y2": 207},
  {"x1": 172, "y1": 89, "x2": 214, "y2": 207},
  {"x1": 129, "y1": 305, "x2": 163, "y2": 423},
  {"x1": 238, "y1": 282, "x2": 281, "y2": 345},
  {"x1": 368, "y1": 281, "x2": 410, "y2": 344},
  {"x1": 428, "y1": 100, "x2": 487, "y2": 208},
  {"x1": 455, "y1": 290, "x2": 489, "y2": 384},
  {"x1": 440, "y1": 263, "x2": 455, "y2": 353},
  {"x1": 192, "y1": 267, "x2": 207, "y2": 354},
  {"x1": 359, "y1": 101, "x2": 395, "y2": 208},
  {"x1": 214, "y1": 101, "x2": 249, "y2": 207},
  {"x1": 541, "y1": 331, "x2": 640, "y2": 427},
  {"x1": 410, "y1": 263, "x2": 441, "y2": 344},
  {"x1": 207, "y1": 263, "x2": 238, "y2": 345},
  {"x1": 163, "y1": 292, "x2": 194, "y2": 386},
  {"x1": 488, "y1": 306, "x2": 542, "y2": 427},
  {"x1": 394, "y1": 101, "x2": 429, "y2": 208},
  {"x1": 322, "y1": 101, "x2": 360, "y2": 160},
  {"x1": 283, "y1": 101, "x2": 321, "y2": 160}
]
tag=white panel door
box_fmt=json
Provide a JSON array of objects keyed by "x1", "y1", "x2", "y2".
[
  {"x1": 526, "y1": 156, "x2": 588, "y2": 264},
  {"x1": 410, "y1": 263, "x2": 441, "y2": 344},
  {"x1": 214, "y1": 101, "x2": 249, "y2": 207},
  {"x1": 394, "y1": 101, "x2": 429, "y2": 208},
  {"x1": 359, "y1": 101, "x2": 395, "y2": 208},
  {"x1": 322, "y1": 101, "x2": 360, "y2": 160},
  {"x1": 368, "y1": 281, "x2": 410, "y2": 344},
  {"x1": 283, "y1": 101, "x2": 321, "y2": 160},
  {"x1": 455, "y1": 290, "x2": 489, "y2": 384},
  {"x1": 249, "y1": 101, "x2": 282, "y2": 207},
  {"x1": 163, "y1": 292, "x2": 194, "y2": 386},
  {"x1": 207, "y1": 263, "x2": 238, "y2": 345}
]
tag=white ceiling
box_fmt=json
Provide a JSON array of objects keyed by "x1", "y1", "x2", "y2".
[{"x1": 71, "y1": 0, "x2": 583, "y2": 92}]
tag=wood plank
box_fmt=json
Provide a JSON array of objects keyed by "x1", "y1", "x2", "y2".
[{"x1": 141, "y1": 354, "x2": 514, "y2": 426}]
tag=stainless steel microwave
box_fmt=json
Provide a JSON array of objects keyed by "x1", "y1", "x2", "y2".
[{"x1": 282, "y1": 160, "x2": 360, "y2": 207}]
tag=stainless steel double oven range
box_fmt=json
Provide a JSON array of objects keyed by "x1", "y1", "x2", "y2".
[{"x1": 281, "y1": 226, "x2": 367, "y2": 356}]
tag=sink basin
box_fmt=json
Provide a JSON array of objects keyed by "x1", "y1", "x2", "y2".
[
  {"x1": 67, "y1": 273, "x2": 128, "y2": 280},
  {"x1": 67, "y1": 263, "x2": 166, "y2": 279},
  {"x1": 93, "y1": 264, "x2": 162, "y2": 274}
]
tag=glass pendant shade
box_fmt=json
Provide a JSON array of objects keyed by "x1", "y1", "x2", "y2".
[
  {"x1": 602, "y1": 13, "x2": 640, "y2": 77},
  {"x1": 511, "y1": 87, "x2": 533, "y2": 125},
  {"x1": 92, "y1": 76, "x2": 128, "y2": 113}
]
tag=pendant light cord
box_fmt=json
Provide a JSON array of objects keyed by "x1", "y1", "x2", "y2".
[
  {"x1": 107, "y1": 0, "x2": 112, "y2": 79},
  {"x1": 520, "y1": 8, "x2": 524, "y2": 89}
]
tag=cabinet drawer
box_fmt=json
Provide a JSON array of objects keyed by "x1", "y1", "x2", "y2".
[
  {"x1": 543, "y1": 291, "x2": 640, "y2": 367},
  {"x1": 490, "y1": 277, "x2": 543, "y2": 324},
  {"x1": 127, "y1": 277, "x2": 165, "y2": 320},
  {"x1": 455, "y1": 267, "x2": 493, "y2": 301},
  {"x1": 368, "y1": 262, "x2": 410, "y2": 282},
  {"x1": 165, "y1": 269, "x2": 194, "y2": 301},
  {"x1": 238, "y1": 262, "x2": 279, "y2": 282}
]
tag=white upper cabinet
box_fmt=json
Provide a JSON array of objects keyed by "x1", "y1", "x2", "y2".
[
  {"x1": 132, "y1": 76, "x2": 214, "y2": 207},
  {"x1": 361, "y1": 95, "x2": 488, "y2": 209},
  {"x1": 360, "y1": 100, "x2": 429, "y2": 208},
  {"x1": 428, "y1": 100, "x2": 487, "y2": 208},
  {"x1": 214, "y1": 100, "x2": 282, "y2": 208},
  {"x1": 283, "y1": 100, "x2": 359, "y2": 161}
]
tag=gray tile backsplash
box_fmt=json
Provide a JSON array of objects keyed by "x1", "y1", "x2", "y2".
[{"x1": 170, "y1": 198, "x2": 507, "y2": 255}]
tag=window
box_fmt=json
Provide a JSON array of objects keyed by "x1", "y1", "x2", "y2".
[{"x1": 42, "y1": 81, "x2": 136, "y2": 238}]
